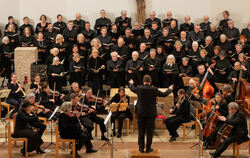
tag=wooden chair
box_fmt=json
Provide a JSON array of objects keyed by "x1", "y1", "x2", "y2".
[
  {"x1": 55, "y1": 123, "x2": 76, "y2": 158},
  {"x1": 0, "y1": 89, "x2": 12, "y2": 118},
  {"x1": 38, "y1": 117, "x2": 47, "y2": 134},
  {"x1": 115, "y1": 118, "x2": 130, "y2": 136},
  {"x1": 232, "y1": 140, "x2": 250, "y2": 158},
  {"x1": 182, "y1": 108, "x2": 198, "y2": 140},
  {"x1": 7, "y1": 121, "x2": 28, "y2": 158}
]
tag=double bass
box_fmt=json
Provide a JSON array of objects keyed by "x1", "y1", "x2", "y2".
[
  {"x1": 200, "y1": 65, "x2": 215, "y2": 112},
  {"x1": 234, "y1": 62, "x2": 250, "y2": 116}
]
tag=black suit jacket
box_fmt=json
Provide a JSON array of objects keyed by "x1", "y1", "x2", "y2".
[
  {"x1": 225, "y1": 110, "x2": 248, "y2": 143},
  {"x1": 129, "y1": 84, "x2": 172, "y2": 117}
]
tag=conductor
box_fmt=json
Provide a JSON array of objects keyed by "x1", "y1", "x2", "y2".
[{"x1": 129, "y1": 75, "x2": 173, "y2": 153}]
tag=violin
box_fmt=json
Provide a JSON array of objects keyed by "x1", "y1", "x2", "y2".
[
  {"x1": 188, "y1": 86, "x2": 200, "y2": 100},
  {"x1": 172, "y1": 95, "x2": 185, "y2": 112},
  {"x1": 87, "y1": 95, "x2": 106, "y2": 103}
]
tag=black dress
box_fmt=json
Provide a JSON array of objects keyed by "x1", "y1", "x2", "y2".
[
  {"x1": 13, "y1": 108, "x2": 46, "y2": 152},
  {"x1": 48, "y1": 64, "x2": 65, "y2": 92},
  {"x1": 110, "y1": 93, "x2": 132, "y2": 135}
]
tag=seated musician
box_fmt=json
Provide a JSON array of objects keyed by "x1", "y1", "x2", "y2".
[
  {"x1": 6, "y1": 73, "x2": 25, "y2": 113},
  {"x1": 59, "y1": 102, "x2": 97, "y2": 158},
  {"x1": 82, "y1": 86, "x2": 108, "y2": 140},
  {"x1": 48, "y1": 56, "x2": 65, "y2": 92},
  {"x1": 67, "y1": 82, "x2": 83, "y2": 99},
  {"x1": 39, "y1": 83, "x2": 64, "y2": 110},
  {"x1": 204, "y1": 85, "x2": 233, "y2": 149},
  {"x1": 209, "y1": 102, "x2": 248, "y2": 158},
  {"x1": 187, "y1": 78, "x2": 203, "y2": 113},
  {"x1": 125, "y1": 51, "x2": 144, "y2": 86},
  {"x1": 165, "y1": 89, "x2": 190, "y2": 142},
  {"x1": 110, "y1": 87, "x2": 132, "y2": 138},
  {"x1": 227, "y1": 61, "x2": 249, "y2": 92},
  {"x1": 30, "y1": 74, "x2": 43, "y2": 101},
  {"x1": 25, "y1": 93, "x2": 55, "y2": 121},
  {"x1": 13, "y1": 100, "x2": 46, "y2": 155},
  {"x1": 69, "y1": 93, "x2": 94, "y2": 139}
]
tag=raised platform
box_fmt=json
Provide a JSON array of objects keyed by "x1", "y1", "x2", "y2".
[{"x1": 130, "y1": 149, "x2": 160, "y2": 158}]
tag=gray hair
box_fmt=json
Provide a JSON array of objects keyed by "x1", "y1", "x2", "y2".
[
  {"x1": 205, "y1": 36, "x2": 212, "y2": 41},
  {"x1": 121, "y1": 10, "x2": 127, "y2": 15},
  {"x1": 132, "y1": 51, "x2": 139, "y2": 57},
  {"x1": 61, "y1": 102, "x2": 72, "y2": 112},
  {"x1": 52, "y1": 56, "x2": 59, "y2": 65},
  {"x1": 2, "y1": 36, "x2": 9, "y2": 43},
  {"x1": 222, "y1": 84, "x2": 232, "y2": 93},
  {"x1": 150, "y1": 48, "x2": 156, "y2": 54},
  {"x1": 166, "y1": 54, "x2": 176, "y2": 64},
  {"x1": 25, "y1": 93, "x2": 36, "y2": 101},
  {"x1": 110, "y1": 51, "x2": 118, "y2": 57},
  {"x1": 228, "y1": 102, "x2": 239, "y2": 110},
  {"x1": 220, "y1": 34, "x2": 226, "y2": 39},
  {"x1": 192, "y1": 41, "x2": 199, "y2": 47}
]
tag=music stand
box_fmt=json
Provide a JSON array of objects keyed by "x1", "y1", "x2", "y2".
[
  {"x1": 190, "y1": 113, "x2": 204, "y2": 158},
  {"x1": 42, "y1": 106, "x2": 64, "y2": 151},
  {"x1": 97, "y1": 111, "x2": 116, "y2": 151},
  {"x1": 0, "y1": 109, "x2": 14, "y2": 146}
]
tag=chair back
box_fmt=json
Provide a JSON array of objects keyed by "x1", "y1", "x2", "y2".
[
  {"x1": 55, "y1": 123, "x2": 59, "y2": 141},
  {"x1": 7, "y1": 121, "x2": 11, "y2": 142}
]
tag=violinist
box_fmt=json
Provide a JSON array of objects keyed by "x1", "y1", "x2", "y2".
[
  {"x1": 58, "y1": 102, "x2": 97, "y2": 158},
  {"x1": 209, "y1": 102, "x2": 248, "y2": 158},
  {"x1": 165, "y1": 89, "x2": 190, "y2": 142},
  {"x1": 39, "y1": 83, "x2": 64, "y2": 110},
  {"x1": 187, "y1": 78, "x2": 203, "y2": 113},
  {"x1": 69, "y1": 93, "x2": 94, "y2": 139},
  {"x1": 13, "y1": 100, "x2": 46, "y2": 155},
  {"x1": 110, "y1": 87, "x2": 132, "y2": 138},
  {"x1": 82, "y1": 86, "x2": 108, "y2": 140},
  {"x1": 67, "y1": 82, "x2": 83, "y2": 99}
]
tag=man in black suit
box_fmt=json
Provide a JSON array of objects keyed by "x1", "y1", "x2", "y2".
[
  {"x1": 129, "y1": 75, "x2": 173, "y2": 153},
  {"x1": 210, "y1": 102, "x2": 249, "y2": 158}
]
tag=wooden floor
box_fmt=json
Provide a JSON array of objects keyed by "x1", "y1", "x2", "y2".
[{"x1": 1, "y1": 120, "x2": 250, "y2": 158}]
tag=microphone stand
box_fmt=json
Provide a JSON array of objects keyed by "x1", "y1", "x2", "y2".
[
  {"x1": 0, "y1": 109, "x2": 14, "y2": 146},
  {"x1": 42, "y1": 106, "x2": 65, "y2": 151}
]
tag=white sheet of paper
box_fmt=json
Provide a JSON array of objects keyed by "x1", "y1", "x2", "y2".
[{"x1": 104, "y1": 111, "x2": 112, "y2": 125}]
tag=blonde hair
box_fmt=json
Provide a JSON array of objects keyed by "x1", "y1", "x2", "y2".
[
  {"x1": 77, "y1": 33, "x2": 85, "y2": 42},
  {"x1": 50, "y1": 47, "x2": 59, "y2": 55},
  {"x1": 90, "y1": 38, "x2": 102, "y2": 48},
  {"x1": 200, "y1": 49, "x2": 208, "y2": 55},
  {"x1": 174, "y1": 40, "x2": 182, "y2": 47},
  {"x1": 55, "y1": 34, "x2": 64, "y2": 43},
  {"x1": 52, "y1": 56, "x2": 59, "y2": 65}
]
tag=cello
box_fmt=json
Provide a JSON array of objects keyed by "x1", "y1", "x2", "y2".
[{"x1": 203, "y1": 96, "x2": 226, "y2": 138}]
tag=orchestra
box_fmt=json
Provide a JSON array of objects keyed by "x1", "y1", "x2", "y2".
[{"x1": 0, "y1": 9, "x2": 249, "y2": 158}]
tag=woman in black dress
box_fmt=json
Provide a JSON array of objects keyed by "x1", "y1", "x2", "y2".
[
  {"x1": 35, "y1": 15, "x2": 48, "y2": 34},
  {"x1": 13, "y1": 100, "x2": 46, "y2": 155},
  {"x1": 69, "y1": 54, "x2": 86, "y2": 87},
  {"x1": 48, "y1": 56, "x2": 65, "y2": 92},
  {"x1": 34, "y1": 32, "x2": 49, "y2": 64},
  {"x1": 110, "y1": 87, "x2": 132, "y2": 137},
  {"x1": 0, "y1": 36, "x2": 14, "y2": 80},
  {"x1": 6, "y1": 73, "x2": 25, "y2": 113},
  {"x1": 20, "y1": 27, "x2": 36, "y2": 47}
]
